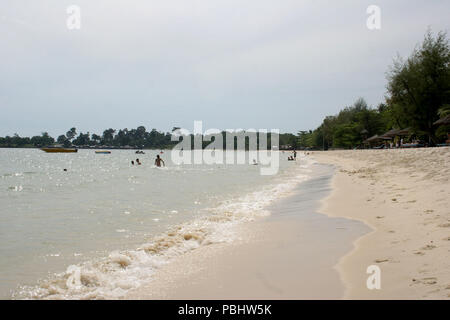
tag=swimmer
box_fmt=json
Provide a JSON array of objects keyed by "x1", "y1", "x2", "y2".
[{"x1": 155, "y1": 154, "x2": 165, "y2": 167}]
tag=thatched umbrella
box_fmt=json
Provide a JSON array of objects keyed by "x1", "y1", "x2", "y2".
[
  {"x1": 396, "y1": 128, "x2": 411, "y2": 136},
  {"x1": 364, "y1": 135, "x2": 379, "y2": 143},
  {"x1": 433, "y1": 115, "x2": 450, "y2": 126},
  {"x1": 380, "y1": 129, "x2": 400, "y2": 139},
  {"x1": 363, "y1": 135, "x2": 391, "y2": 146}
]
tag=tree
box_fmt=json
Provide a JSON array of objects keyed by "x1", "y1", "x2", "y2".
[
  {"x1": 72, "y1": 132, "x2": 91, "y2": 146},
  {"x1": 386, "y1": 30, "x2": 450, "y2": 143},
  {"x1": 91, "y1": 134, "x2": 101, "y2": 145},
  {"x1": 57, "y1": 135, "x2": 67, "y2": 144},
  {"x1": 66, "y1": 128, "x2": 77, "y2": 141},
  {"x1": 102, "y1": 128, "x2": 115, "y2": 145}
]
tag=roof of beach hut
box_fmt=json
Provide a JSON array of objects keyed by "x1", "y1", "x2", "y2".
[
  {"x1": 433, "y1": 115, "x2": 450, "y2": 126},
  {"x1": 396, "y1": 128, "x2": 411, "y2": 136},
  {"x1": 363, "y1": 135, "x2": 391, "y2": 143},
  {"x1": 364, "y1": 135, "x2": 378, "y2": 143},
  {"x1": 381, "y1": 129, "x2": 401, "y2": 138}
]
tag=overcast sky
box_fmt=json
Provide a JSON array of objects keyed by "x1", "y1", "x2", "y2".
[{"x1": 0, "y1": 0, "x2": 449, "y2": 137}]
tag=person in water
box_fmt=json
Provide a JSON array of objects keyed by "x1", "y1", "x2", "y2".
[
  {"x1": 155, "y1": 155, "x2": 165, "y2": 167},
  {"x1": 293, "y1": 150, "x2": 297, "y2": 160},
  {"x1": 136, "y1": 158, "x2": 141, "y2": 165},
  {"x1": 131, "y1": 160, "x2": 135, "y2": 165}
]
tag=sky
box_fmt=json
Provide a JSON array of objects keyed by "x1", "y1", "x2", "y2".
[{"x1": 0, "y1": 0, "x2": 449, "y2": 137}]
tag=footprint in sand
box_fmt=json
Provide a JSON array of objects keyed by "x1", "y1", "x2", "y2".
[
  {"x1": 412, "y1": 277, "x2": 437, "y2": 285},
  {"x1": 424, "y1": 209, "x2": 434, "y2": 214},
  {"x1": 422, "y1": 277, "x2": 438, "y2": 285},
  {"x1": 438, "y1": 223, "x2": 450, "y2": 228},
  {"x1": 374, "y1": 259, "x2": 389, "y2": 263},
  {"x1": 414, "y1": 251, "x2": 425, "y2": 256},
  {"x1": 376, "y1": 216, "x2": 384, "y2": 219},
  {"x1": 421, "y1": 245, "x2": 436, "y2": 250}
]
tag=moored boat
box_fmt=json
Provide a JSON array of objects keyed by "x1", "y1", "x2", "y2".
[
  {"x1": 95, "y1": 150, "x2": 111, "y2": 154},
  {"x1": 40, "y1": 147, "x2": 78, "y2": 153}
]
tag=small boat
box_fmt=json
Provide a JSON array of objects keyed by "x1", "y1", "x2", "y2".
[
  {"x1": 95, "y1": 150, "x2": 111, "y2": 154},
  {"x1": 41, "y1": 147, "x2": 78, "y2": 153},
  {"x1": 135, "y1": 150, "x2": 145, "y2": 154}
]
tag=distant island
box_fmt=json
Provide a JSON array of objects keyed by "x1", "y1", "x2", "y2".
[{"x1": 1, "y1": 30, "x2": 449, "y2": 150}]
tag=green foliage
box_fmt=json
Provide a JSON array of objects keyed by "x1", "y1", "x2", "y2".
[
  {"x1": 386, "y1": 30, "x2": 450, "y2": 142},
  {"x1": 297, "y1": 30, "x2": 450, "y2": 149}
]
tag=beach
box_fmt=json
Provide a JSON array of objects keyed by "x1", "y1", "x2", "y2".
[
  {"x1": 313, "y1": 148, "x2": 450, "y2": 299},
  {"x1": 126, "y1": 163, "x2": 369, "y2": 299},
  {"x1": 3, "y1": 150, "x2": 327, "y2": 299},
  {"x1": 125, "y1": 148, "x2": 450, "y2": 300},
  {"x1": 3, "y1": 148, "x2": 448, "y2": 299}
]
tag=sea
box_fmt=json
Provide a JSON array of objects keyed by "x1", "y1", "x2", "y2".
[{"x1": 0, "y1": 148, "x2": 313, "y2": 299}]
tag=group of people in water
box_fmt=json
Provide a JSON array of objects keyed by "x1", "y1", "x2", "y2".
[
  {"x1": 287, "y1": 150, "x2": 297, "y2": 161},
  {"x1": 130, "y1": 150, "x2": 299, "y2": 167},
  {"x1": 131, "y1": 154, "x2": 165, "y2": 167}
]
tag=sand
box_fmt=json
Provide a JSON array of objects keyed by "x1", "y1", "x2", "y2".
[
  {"x1": 126, "y1": 164, "x2": 368, "y2": 299},
  {"x1": 312, "y1": 148, "x2": 450, "y2": 299},
  {"x1": 125, "y1": 148, "x2": 450, "y2": 300}
]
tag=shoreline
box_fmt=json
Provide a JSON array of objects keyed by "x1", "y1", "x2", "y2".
[
  {"x1": 126, "y1": 162, "x2": 368, "y2": 299},
  {"x1": 312, "y1": 148, "x2": 450, "y2": 299}
]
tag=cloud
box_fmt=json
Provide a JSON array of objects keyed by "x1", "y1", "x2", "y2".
[{"x1": 0, "y1": 0, "x2": 448, "y2": 136}]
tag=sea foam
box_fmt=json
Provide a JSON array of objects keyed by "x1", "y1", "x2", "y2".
[{"x1": 14, "y1": 156, "x2": 313, "y2": 300}]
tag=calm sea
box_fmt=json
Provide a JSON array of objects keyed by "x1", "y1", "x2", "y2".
[{"x1": 0, "y1": 148, "x2": 312, "y2": 299}]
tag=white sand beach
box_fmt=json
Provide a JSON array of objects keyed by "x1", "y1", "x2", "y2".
[
  {"x1": 313, "y1": 148, "x2": 450, "y2": 299},
  {"x1": 126, "y1": 148, "x2": 450, "y2": 300},
  {"x1": 126, "y1": 163, "x2": 369, "y2": 299}
]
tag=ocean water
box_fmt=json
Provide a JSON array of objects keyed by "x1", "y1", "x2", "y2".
[{"x1": 0, "y1": 148, "x2": 312, "y2": 299}]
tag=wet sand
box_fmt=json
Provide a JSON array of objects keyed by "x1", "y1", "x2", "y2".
[{"x1": 126, "y1": 164, "x2": 368, "y2": 299}]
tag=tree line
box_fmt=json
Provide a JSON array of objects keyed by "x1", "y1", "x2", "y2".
[
  {"x1": 0, "y1": 127, "x2": 178, "y2": 149},
  {"x1": 294, "y1": 30, "x2": 450, "y2": 150},
  {"x1": 0, "y1": 125, "x2": 298, "y2": 150}
]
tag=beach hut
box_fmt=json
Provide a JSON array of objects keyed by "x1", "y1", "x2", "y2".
[
  {"x1": 363, "y1": 135, "x2": 391, "y2": 148},
  {"x1": 380, "y1": 128, "x2": 412, "y2": 147}
]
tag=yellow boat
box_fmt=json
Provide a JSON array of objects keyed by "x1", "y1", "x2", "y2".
[
  {"x1": 40, "y1": 147, "x2": 78, "y2": 153},
  {"x1": 95, "y1": 150, "x2": 111, "y2": 154}
]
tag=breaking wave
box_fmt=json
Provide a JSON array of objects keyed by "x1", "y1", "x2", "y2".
[{"x1": 14, "y1": 159, "x2": 313, "y2": 299}]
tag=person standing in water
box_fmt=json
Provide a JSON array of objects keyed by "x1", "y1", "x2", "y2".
[{"x1": 155, "y1": 154, "x2": 165, "y2": 167}]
